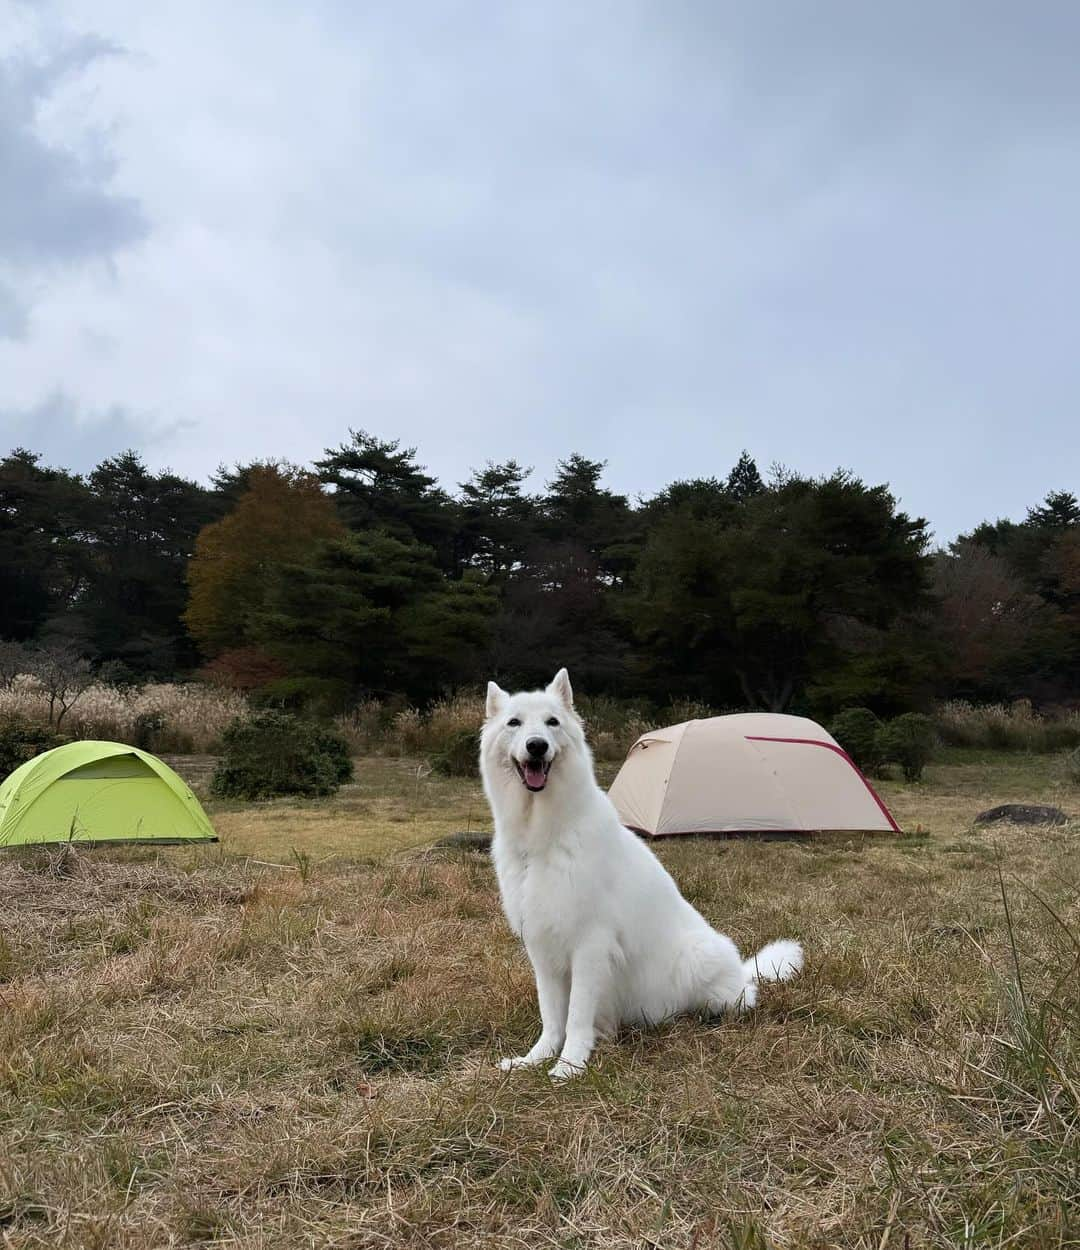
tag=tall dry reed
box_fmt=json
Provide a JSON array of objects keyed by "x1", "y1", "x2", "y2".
[
  {"x1": 937, "y1": 699, "x2": 1080, "y2": 752},
  {"x1": 334, "y1": 690, "x2": 723, "y2": 762},
  {"x1": 0, "y1": 677, "x2": 248, "y2": 753}
]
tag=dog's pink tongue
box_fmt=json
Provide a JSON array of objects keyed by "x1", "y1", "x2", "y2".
[{"x1": 524, "y1": 762, "x2": 547, "y2": 789}]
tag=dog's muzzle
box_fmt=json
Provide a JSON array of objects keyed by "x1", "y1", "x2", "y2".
[
  {"x1": 514, "y1": 758, "x2": 551, "y2": 791},
  {"x1": 515, "y1": 738, "x2": 552, "y2": 791}
]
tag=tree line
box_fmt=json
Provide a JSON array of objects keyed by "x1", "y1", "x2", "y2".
[{"x1": 2, "y1": 432, "x2": 1077, "y2": 716}]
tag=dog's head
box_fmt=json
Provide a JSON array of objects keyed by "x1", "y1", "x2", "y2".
[{"x1": 480, "y1": 668, "x2": 584, "y2": 794}]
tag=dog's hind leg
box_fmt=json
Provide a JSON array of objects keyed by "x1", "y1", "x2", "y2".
[
  {"x1": 548, "y1": 938, "x2": 612, "y2": 1081},
  {"x1": 500, "y1": 957, "x2": 569, "y2": 1071},
  {"x1": 697, "y1": 930, "x2": 758, "y2": 1015}
]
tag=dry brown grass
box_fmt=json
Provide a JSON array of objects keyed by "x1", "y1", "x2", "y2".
[
  {"x1": 1, "y1": 751, "x2": 1078, "y2": 1248},
  {"x1": 0, "y1": 679, "x2": 248, "y2": 753},
  {"x1": 205, "y1": 757, "x2": 487, "y2": 863},
  {"x1": 332, "y1": 691, "x2": 725, "y2": 764},
  {"x1": 937, "y1": 700, "x2": 1080, "y2": 753}
]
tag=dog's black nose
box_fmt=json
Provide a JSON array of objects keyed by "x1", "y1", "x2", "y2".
[{"x1": 525, "y1": 737, "x2": 548, "y2": 759}]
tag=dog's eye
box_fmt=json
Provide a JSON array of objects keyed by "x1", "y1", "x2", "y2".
[
  {"x1": 507, "y1": 718, "x2": 521, "y2": 727},
  {"x1": 546, "y1": 717, "x2": 560, "y2": 727}
]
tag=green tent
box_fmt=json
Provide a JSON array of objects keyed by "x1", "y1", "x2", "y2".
[{"x1": 0, "y1": 740, "x2": 217, "y2": 848}]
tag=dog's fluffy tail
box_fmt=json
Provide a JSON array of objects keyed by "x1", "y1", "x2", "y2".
[{"x1": 743, "y1": 939, "x2": 803, "y2": 984}]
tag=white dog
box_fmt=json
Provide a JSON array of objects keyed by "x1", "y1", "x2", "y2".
[{"x1": 481, "y1": 668, "x2": 803, "y2": 1080}]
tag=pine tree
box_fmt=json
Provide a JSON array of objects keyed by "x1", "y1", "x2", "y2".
[
  {"x1": 1026, "y1": 490, "x2": 1080, "y2": 530},
  {"x1": 0, "y1": 449, "x2": 89, "y2": 640},
  {"x1": 78, "y1": 452, "x2": 217, "y2": 672},
  {"x1": 725, "y1": 451, "x2": 764, "y2": 502},
  {"x1": 315, "y1": 429, "x2": 456, "y2": 569},
  {"x1": 254, "y1": 531, "x2": 496, "y2": 705},
  {"x1": 458, "y1": 460, "x2": 535, "y2": 578},
  {"x1": 542, "y1": 454, "x2": 636, "y2": 583}
]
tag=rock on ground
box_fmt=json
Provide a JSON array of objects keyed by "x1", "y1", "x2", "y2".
[{"x1": 973, "y1": 803, "x2": 1068, "y2": 827}]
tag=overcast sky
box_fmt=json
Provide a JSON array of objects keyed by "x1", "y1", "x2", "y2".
[{"x1": 2, "y1": 2, "x2": 1079, "y2": 541}]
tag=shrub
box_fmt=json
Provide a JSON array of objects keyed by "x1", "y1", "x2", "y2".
[
  {"x1": 210, "y1": 711, "x2": 354, "y2": 800},
  {"x1": 313, "y1": 723, "x2": 355, "y2": 785},
  {"x1": 1065, "y1": 748, "x2": 1080, "y2": 786},
  {"x1": 876, "y1": 713, "x2": 937, "y2": 783},
  {"x1": 0, "y1": 714, "x2": 67, "y2": 779},
  {"x1": 829, "y1": 708, "x2": 884, "y2": 774},
  {"x1": 430, "y1": 727, "x2": 480, "y2": 777}
]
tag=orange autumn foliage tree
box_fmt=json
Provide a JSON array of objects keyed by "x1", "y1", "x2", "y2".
[{"x1": 184, "y1": 464, "x2": 343, "y2": 659}]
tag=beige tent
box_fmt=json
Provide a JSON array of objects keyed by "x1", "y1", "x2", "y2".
[{"x1": 609, "y1": 713, "x2": 899, "y2": 837}]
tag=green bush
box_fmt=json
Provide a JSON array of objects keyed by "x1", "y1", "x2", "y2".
[
  {"x1": 313, "y1": 723, "x2": 355, "y2": 785},
  {"x1": 876, "y1": 713, "x2": 937, "y2": 783},
  {"x1": 0, "y1": 715, "x2": 67, "y2": 780},
  {"x1": 430, "y1": 727, "x2": 480, "y2": 778},
  {"x1": 210, "y1": 711, "x2": 354, "y2": 800},
  {"x1": 1065, "y1": 747, "x2": 1080, "y2": 787},
  {"x1": 828, "y1": 708, "x2": 884, "y2": 775}
]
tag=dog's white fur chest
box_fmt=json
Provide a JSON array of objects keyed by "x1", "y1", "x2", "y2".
[{"x1": 492, "y1": 813, "x2": 596, "y2": 956}]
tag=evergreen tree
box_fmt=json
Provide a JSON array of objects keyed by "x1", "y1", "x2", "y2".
[
  {"x1": 638, "y1": 477, "x2": 733, "y2": 525},
  {"x1": 490, "y1": 548, "x2": 632, "y2": 692},
  {"x1": 315, "y1": 429, "x2": 457, "y2": 570},
  {"x1": 725, "y1": 450, "x2": 764, "y2": 502},
  {"x1": 1026, "y1": 490, "x2": 1080, "y2": 530},
  {"x1": 254, "y1": 530, "x2": 496, "y2": 706},
  {"x1": 542, "y1": 454, "x2": 637, "y2": 584},
  {"x1": 630, "y1": 472, "x2": 932, "y2": 711},
  {"x1": 70, "y1": 452, "x2": 217, "y2": 673},
  {"x1": 0, "y1": 450, "x2": 90, "y2": 641},
  {"x1": 458, "y1": 460, "x2": 536, "y2": 579}
]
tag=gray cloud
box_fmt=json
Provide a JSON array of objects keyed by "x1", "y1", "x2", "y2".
[
  {"x1": 1, "y1": 2, "x2": 1078, "y2": 540},
  {"x1": 0, "y1": 30, "x2": 147, "y2": 336},
  {"x1": 1, "y1": 392, "x2": 189, "y2": 474}
]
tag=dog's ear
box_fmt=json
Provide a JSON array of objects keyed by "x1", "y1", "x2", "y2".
[
  {"x1": 547, "y1": 668, "x2": 573, "y2": 708},
  {"x1": 486, "y1": 681, "x2": 508, "y2": 719}
]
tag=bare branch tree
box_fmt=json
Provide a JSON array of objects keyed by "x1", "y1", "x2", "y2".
[{"x1": 27, "y1": 644, "x2": 93, "y2": 728}]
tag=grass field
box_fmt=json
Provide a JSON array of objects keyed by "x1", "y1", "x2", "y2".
[{"x1": 1, "y1": 751, "x2": 1078, "y2": 1248}]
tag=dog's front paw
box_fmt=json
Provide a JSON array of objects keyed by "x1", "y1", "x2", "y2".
[
  {"x1": 499, "y1": 1055, "x2": 535, "y2": 1072},
  {"x1": 547, "y1": 1058, "x2": 584, "y2": 1082}
]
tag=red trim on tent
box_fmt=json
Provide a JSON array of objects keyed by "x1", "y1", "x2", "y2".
[
  {"x1": 635, "y1": 827, "x2": 816, "y2": 839},
  {"x1": 743, "y1": 735, "x2": 902, "y2": 833}
]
